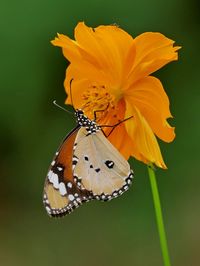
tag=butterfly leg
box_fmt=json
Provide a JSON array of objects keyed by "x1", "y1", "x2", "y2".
[
  {"x1": 93, "y1": 104, "x2": 110, "y2": 121},
  {"x1": 100, "y1": 116, "x2": 133, "y2": 137}
]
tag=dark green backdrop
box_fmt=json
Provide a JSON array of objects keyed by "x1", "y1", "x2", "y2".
[{"x1": 1, "y1": 1, "x2": 199, "y2": 266}]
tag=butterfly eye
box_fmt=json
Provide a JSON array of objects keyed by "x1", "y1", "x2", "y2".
[{"x1": 77, "y1": 109, "x2": 84, "y2": 115}]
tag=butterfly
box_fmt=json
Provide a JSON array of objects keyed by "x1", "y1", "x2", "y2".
[{"x1": 43, "y1": 108, "x2": 133, "y2": 217}]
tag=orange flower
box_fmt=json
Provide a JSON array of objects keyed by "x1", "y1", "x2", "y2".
[{"x1": 52, "y1": 22, "x2": 180, "y2": 169}]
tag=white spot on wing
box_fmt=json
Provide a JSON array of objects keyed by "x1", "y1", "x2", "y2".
[
  {"x1": 47, "y1": 170, "x2": 53, "y2": 179},
  {"x1": 51, "y1": 160, "x2": 55, "y2": 166},
  {"x1": 113, "y1": 192, "x2": 117, "y2": 197},
  {"x1": 59, "y1": 182, "x2": 67, "y2": 196},
  {"x1": 48, "y1": 171, "x2": 59, "y2": 189},
  {"x1": 68, "y1": 194, "x2": 74, "y2": 201},
  {"x1": 45, "y1": 206, "x2": 51, "y2": 213},
  {"x1": 67, "y1": 182, "x2": 72, "y2": 188},
  {"x1": 73, "y1": 200, "x2": 78, "y2": 206}
]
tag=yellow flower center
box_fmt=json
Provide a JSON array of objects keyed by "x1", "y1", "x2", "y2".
[{"x1": 82, "y1": 85, "x2": 117, "y2": 121}]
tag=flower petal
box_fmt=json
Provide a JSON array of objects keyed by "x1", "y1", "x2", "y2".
[
  {"x1": 124, "y1": 76, "x2": 175, "y2": 142},
  {"x1": 52, "y1": 28, "x2": 108, "y2": 78},
  {"x1": 75, "y1": 22, "x2": 134, "y2": 83},
  {"x1": 64, "y1": 64, "x2": 92, "y2": 108},
  {"x1": 126, "y1": 32, "x2": 180, "y2": 85},
  {"x1": 122, "y1": 42, "x2": 136, "y2": 81},
  {"x1": 74, "y1": 22, "x2": 110, "y2": 70},
  {"x1": 96, "y1": 98, "x2": 134, "y2": 159},
  {"x1": 95, "y1": 24, "x2": 134, "y2": 69},
  {"x1": 51, "y1": 33, "x2": 81, "y2": 63},
  {"x1": 107, "y1": 123, "x2": 134, "y2": 160},
  {"x1": 125, "y1": 98, "x2": 167, "y2": 168},
  {"x1": 52, "y1": 33, "x2": 103, "y2": 78}
]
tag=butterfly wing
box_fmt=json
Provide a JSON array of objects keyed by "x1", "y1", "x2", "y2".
[
  {"x1": 72, "y1": 128, "x2": 133, "y2": 201},
  {"x1": 43, "y1": 126, "x2": 93, "y2": 217}
]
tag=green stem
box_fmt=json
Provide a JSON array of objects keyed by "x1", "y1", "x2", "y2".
[{"x1": 147, "y1": 164, "x2": 171, "y2": 266}]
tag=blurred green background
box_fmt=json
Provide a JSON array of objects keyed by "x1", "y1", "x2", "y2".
[{"x1": 0, "y1": 0, "x2": 199, "y2": 265}]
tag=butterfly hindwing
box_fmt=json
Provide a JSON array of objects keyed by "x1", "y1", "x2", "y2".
[
  {"x1": 43, "y1": 126, "x2": 93, "y2": 217},
  {"x1": 72, "y1": 127, "x2": 133, "y2": 201}
]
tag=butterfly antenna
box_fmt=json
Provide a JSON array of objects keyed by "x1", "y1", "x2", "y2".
[
  {"x1": 53, "y1": 100, "x2": 73, "y2": 115},
  {"x1": 69, "y1": 78, "x2": 74, "y2": 110}
]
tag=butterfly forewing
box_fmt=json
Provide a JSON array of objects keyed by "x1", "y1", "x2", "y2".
[
  {"x1": 43, "y1": 126, "x2": 93, "y2": 217},
  {"x1": 72, "y1": 127, "x2": 133, "y2": 201}
]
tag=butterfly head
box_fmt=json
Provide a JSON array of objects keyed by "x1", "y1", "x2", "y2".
[
  {"x1": 75, "y1": 109, "x2": 87, "y2": 124},
  {"x1": 75, "y1": 109, "x2": 100, "y2": 134}
]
